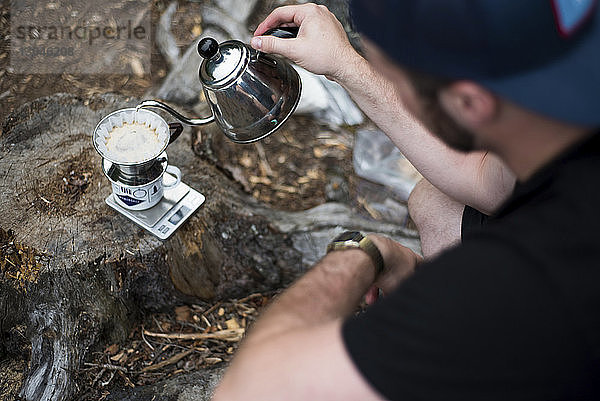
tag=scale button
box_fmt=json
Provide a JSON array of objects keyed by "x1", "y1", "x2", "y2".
[
  {"x1": 168, "y1": 205, "x2": 190, "y2": 225},
  {"x1": 158, "y1": 225, "x2": 167, "y2": 233}
]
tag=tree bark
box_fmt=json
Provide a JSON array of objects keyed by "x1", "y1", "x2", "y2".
[{"x1": 0, "y1": 93, "x2": 419, "y2": 400}]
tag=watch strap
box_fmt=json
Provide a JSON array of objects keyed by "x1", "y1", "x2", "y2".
[{"x1": 327, "y1": 232, "x2": 385, "y2": 276}]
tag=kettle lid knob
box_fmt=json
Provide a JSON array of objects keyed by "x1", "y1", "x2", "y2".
[{"x1": 198, "y1": 37, "x2": 219, "y2": 59}]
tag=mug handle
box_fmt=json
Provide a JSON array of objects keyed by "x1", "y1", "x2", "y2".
[
  {"x1": 168, "y1": 122, "x2": 184, "y2": 145},
  {"x1": 164, "y1": 165, "x2": 182, "y2": 189}
]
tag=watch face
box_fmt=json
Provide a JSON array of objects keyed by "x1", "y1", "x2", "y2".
[{"x1": 335, "y1": 231, "x2": 362, "y2": 242}]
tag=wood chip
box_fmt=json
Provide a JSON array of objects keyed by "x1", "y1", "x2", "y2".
[
  {"x1": 191, "y1": 25, "x2": 203, "y2": 37},
  {"x1": 249, "y1": 176, "x2": 272, "y2": 185},
  {"x1": 239, "y1": 155, "x2": 253, "y2": 168},
  {"x1": 110, "y1": 350, "x2": 126, "y2": 362},
  {"x1": 306, "y1": 169, "x2": 321, "y2": 180},
  {"x1": 273, "y1": 184, "x2": 297, "y2": 193},
  {"x1": 225, "y1": 318, "x2": 240, "y2": 330},
  {"x1": 130, "y1": 58, "x2": 145, "y2": 77}
]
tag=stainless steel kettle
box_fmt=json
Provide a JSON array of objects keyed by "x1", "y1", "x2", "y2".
[{"x1": 137, "y1": 27, "x2": 301, "y2": 144}]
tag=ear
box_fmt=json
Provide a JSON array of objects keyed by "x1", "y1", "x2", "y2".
[{"x1": 438, "y1": 82, "x2": 498, "y2": 129}]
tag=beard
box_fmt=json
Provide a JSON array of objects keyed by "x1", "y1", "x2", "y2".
[
  {"x1": 401, "y1": 67, "x2": 477, "y2": 152},
  {"x1": 416, "y1": 95, "x2": 477, "y2": 152}
]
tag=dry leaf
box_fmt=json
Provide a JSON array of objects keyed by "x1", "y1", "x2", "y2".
[
  {"x1": 175, "y1": 305, "x2": 192, "y2": 322},
  {"x1": 105, "y1": 344, "x2": 119, "y2": 355},
  {"x1": 217, "y1": 307, "x2": 225, "y2": 316}
]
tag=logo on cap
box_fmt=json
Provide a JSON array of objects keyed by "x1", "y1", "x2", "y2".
[{"x1": 552, "y1": 0, "x2": 597, "y2": 37}]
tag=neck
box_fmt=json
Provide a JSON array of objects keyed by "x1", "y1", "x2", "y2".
[{"x1": 483, "y1": 107, "x2": 593, "y2": 182}]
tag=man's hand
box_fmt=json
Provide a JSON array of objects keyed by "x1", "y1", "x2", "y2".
[
  {"x1": 251, "y1": 3, "x2": 359, "y2": 80},
  {"x1": 366, "y1": 235, "x2": 423, "y2": 303}
]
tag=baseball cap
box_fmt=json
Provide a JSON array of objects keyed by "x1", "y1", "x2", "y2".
[{"x1": 350, "y1": 0, "x2": 600, "y2": 126}]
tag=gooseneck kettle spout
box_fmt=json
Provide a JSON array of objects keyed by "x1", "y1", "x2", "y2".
[{"x1": 136, "y1": 100, "x2": 215, "y2": 126}]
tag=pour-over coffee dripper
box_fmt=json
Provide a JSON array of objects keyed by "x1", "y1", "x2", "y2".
[{"x1": 92, "y1": 107, "x2": 183, "y2": 175}]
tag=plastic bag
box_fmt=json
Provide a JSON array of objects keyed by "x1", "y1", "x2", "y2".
[{"x1": 353, "y1": 128, "x2": 421, "y2": 201}]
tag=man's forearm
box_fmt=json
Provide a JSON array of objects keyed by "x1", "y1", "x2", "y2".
[
  {"x1": 242, "y1": 249, "x2": 376, "y2": 346},
  {"x1": 335, "y1": 52, "x2": 514, "y2": 212}
]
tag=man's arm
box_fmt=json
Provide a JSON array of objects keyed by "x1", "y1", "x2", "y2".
[
  {"x1": 213, "y1": 238, "x2": 420, "y2": 400},
  {"x1": 253, "y1": 4, "x2": 515, "y2": 214}
]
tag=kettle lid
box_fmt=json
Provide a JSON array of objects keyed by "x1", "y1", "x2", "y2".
[{"x1": 198, "y1": 37, "x2": 248, "y2": 89}]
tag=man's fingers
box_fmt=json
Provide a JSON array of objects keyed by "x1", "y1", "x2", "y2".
[
  {"x1": 254, "y1": 4, "x2": 310, "y2": 36},
  {"x1": 251, "y1": 36, "x2": 297, "y2": 59}
]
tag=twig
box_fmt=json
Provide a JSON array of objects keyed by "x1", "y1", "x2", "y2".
[
  {"x1": 141, "y1": 349, "x2": 193, "y2": 372},
  {"x1": 117, "y1": 370, "x2": 135, "y2": 388},
  {"x1": 91, "y1": 368, "x2": 106, "y2": 387},
  {"x1": 201, "y1": 301, "x2": 221, "y2": 317},
  {"x1": 101, "y1": 370, "x2": 116, "y2": 387},
  {"x1": 84, "y1": 362, "x2": 128, "y2": 373},
  {"x1": 143, "y1": 328, "x2": 245, "y2": 342},
  {"x1": 236, "y1": 293, "x2": 263, "y2": 303},
  {"x1": 141, "y1": 325, "x2": 155, "y2": 351},
  {"x1": 153, "y1": 316, "x2": 166, "y2": 335}
]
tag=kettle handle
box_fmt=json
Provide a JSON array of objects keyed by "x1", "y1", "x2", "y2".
[
  {"x1": 263, "y1": 26, "x2": 299, "y2": 39},
  {"x1": 252, "y1": 27, "x2": 299, "y2": 61}
]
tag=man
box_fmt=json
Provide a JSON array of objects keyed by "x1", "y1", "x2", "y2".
[
  {"x1": 248, "y1": 3, "x2": 516, "y2": 259},
  {"x1": 213, "y1": 1, "x2": 600, "y2": 400}
]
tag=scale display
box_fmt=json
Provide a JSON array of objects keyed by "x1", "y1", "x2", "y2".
[{"x1": 106, "y1": 181, "x2": 205, "y2": 240}]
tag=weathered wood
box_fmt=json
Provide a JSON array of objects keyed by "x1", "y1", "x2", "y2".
[
  {"x1": 0, "y1": 93, "x2": 419, "y2": 400},
  {"x1": 0, "y1": 93, "x2": 302, "y2": 401}
]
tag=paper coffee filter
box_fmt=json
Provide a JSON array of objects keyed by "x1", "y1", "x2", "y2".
[{"x1": 94, "y1": 108, "x2": 170, "y2": 164}]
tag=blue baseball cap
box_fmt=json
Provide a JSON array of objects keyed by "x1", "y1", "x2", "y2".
[{"x1": 350, "y1": 0, "x2": 600, "y2": 126}]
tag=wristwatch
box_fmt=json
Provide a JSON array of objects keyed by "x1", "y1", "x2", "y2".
[{"x1": 326, "y1": 231, "x2": 385, "y2": 276}]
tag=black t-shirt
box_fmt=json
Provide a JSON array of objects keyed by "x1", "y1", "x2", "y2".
[{"x1": 343, "y1": 133, "x2": 600, "y2": 400}]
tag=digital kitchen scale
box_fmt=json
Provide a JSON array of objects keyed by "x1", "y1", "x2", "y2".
[{"x1": 105, "y1": 175, "x2": 205, "y2": 240}]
